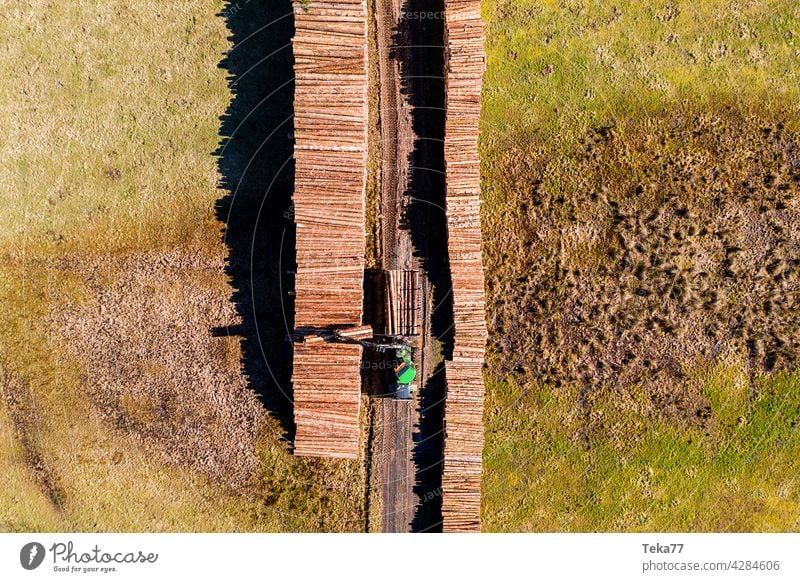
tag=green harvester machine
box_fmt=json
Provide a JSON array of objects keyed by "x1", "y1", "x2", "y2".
[
  {"x1": 295, "y1": 329, "x2": 418, "y2": 400},
  {"x1": 294, "y1": 269, "x2": 421, "y2": 400},
  {"x1": 392, "y1": 345, "x2": 417, "y2": 400}
]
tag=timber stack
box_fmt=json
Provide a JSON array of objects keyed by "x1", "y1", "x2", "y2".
[
  {"x1": 385, "y1": 270, "x2": 420, "y2": 337},
  {"x1": 441, "y1": 0, "x2": 488, "y2": 532},
  {"x1": 293, "y1": 342, "x2": 363, "y2": 458},
  {"x1": 291, "y1": 0, "x2": 369, "y2": 460}
]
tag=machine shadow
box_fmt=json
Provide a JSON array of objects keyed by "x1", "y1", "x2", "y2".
[
  {"x1": 393, "y1": 0, "x2": 451, "y2": 533},
  {"x1": 214, "y1": 1, "x2": 297, "y2": 439}
]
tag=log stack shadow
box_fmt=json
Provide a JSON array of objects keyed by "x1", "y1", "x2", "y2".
[{"x1": 215, "y1": 1, "x2": 297, "y2": 438}]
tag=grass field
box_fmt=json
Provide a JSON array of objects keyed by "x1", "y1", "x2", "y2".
[
  {"x1": 0, "y1": 1, "x2": 365, "y2": 532},
  {"x1": 4, "y1": 0, "x2": 800, "y2": 534},
  {"x1": 481, "y1": 0, "x2": 800, "y2": 531}
]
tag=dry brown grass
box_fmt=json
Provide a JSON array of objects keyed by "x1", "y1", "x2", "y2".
[
  {"x1": 1, "y1": 243, "x2": 367, "y2": 532},
  {"x1": 488, "y1": 108, "x2": 800, "y2": 414},
  {"x1": 50, "y1": 249, "x2": 266, "y2": 491}
]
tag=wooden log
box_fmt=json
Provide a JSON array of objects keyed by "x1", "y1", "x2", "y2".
[
  {"x1": 336, "y1": 325, "x2": 373, "y2": 339},
  {"x1": 440, "y1": 0, "x2": 487, "y2": 533},
  {"x1": 291, "y1": 0, "x2": 369, "y2": 460}
]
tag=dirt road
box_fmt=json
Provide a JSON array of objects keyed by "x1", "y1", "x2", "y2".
[
  {"x1": 378, "y1": 398, "x2": 415, "y2": 531},
  {"x1": 368, "y1": 0, "x2": 447, "y2": 532},
  {"x1": 376, "y1": 0, "x2": 415, "y2": 271},
  {"x1": 372, "y1": 0, "x2": 427, "y2": 533}
]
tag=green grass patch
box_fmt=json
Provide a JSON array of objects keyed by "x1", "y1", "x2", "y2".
[
  {"x1": 481, "y1": 0, "x2": 800, "y2": 531},
  {"x1": 484, "y1": 373, "x2": 800, "y2": 531}
]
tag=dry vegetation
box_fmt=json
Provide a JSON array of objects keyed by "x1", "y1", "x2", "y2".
[
  {"x1": 481, "y1": 0, "x2": 800, "y2": 531},
  {"x1": 50, "y1": 251, "x2": 265, "y2": 490},
  {"x1": 492, "y1": 110, "x2": 800, "y2": 405}
]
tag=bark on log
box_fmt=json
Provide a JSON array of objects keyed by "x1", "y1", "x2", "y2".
[
  {"x1": 290, "y1": 0, "x2": 369, "y2": 460},
  {"x1": 440, "y1": 0, "x2": 488, "y2": 533}
]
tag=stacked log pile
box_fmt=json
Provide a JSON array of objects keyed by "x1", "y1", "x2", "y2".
[
  {"x1": 385, "y1": 270, "x2": 420, "y2": 336},
  {"x1": 440, "y1": 0, "x2": 488, "y2": 532},
  {"x1": 292, "y1": 0, "x2": 368, "y2": 327},
  {"x1": 293, "y1": 342, "x2": 364, "y2": 458},
  {"x1": 291, "y1": 0, "x2": 369, "y2": 459}
]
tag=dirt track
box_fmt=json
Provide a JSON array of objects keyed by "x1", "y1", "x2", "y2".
[
  {"x1": 372, "y1": 0, "x2": 432, "y2": 532},
  {"x1": 378, "y1": 398, "x2": 415, "y2": 531},
  {"x1": 373, "y1": 0, "x2": 416, "y2": 533},
  {"x1": 376, "y1": 0, "x2": 415, "y2": 271}
]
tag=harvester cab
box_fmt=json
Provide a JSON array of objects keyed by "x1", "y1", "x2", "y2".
[
  {"x1": 393, "y1": 346, "x2": 417, "y2": 400},
  {"x1": 352, "y1": 337, "x2": 417, "y2": 400}
]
